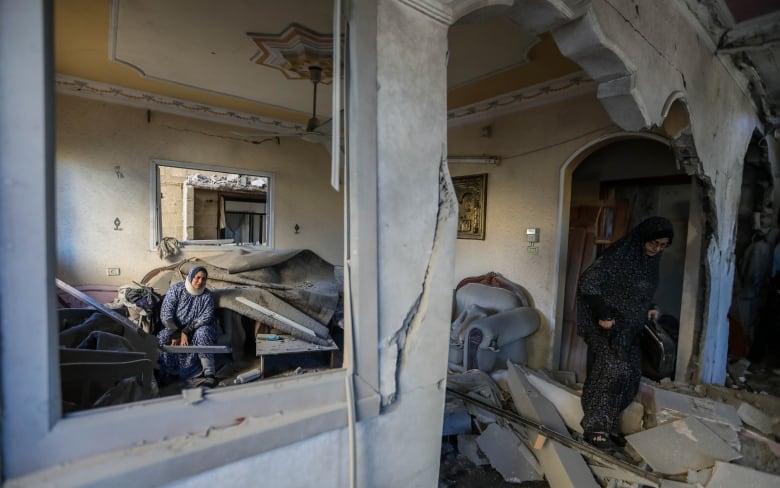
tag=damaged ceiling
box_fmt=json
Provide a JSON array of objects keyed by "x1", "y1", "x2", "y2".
[
  {"x1": 56, "y1": 0, "x2": 780, "y2": 132},
  {"x1": 682, "y1": 0, "x2": 780, "y2": 128}
]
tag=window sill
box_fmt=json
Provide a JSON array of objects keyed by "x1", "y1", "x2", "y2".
[{"x1": 6, "y1": 369, "x2": 379, "y2": 484}]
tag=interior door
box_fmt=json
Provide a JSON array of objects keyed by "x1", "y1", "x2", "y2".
[{"x1": 560, "y1": 199, "x2": 630, "y2": 381}]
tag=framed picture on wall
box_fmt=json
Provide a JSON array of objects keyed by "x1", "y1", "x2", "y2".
[{"x1": 453, "y1": 173, "x2": 487, "y2": 240}]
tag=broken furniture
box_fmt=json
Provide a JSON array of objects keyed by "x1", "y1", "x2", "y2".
[
  {"x1": 57, "y1": 278, "x2": 231, "y2": 411},
  {"x1": 60, "y1": 348, "x2": 154, "y2": 412},
  {"x1": 449, "y1": 272, "x2": 540, "y2": 373},
  {"x1": 254, "y1": 334, "x2": 339, "y2": 378},
  {"x1": 141, "y1": 249, "x2": 344, "y2": 379}
]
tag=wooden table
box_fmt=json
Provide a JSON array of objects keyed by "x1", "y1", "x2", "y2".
[{"x1": 255, "y1": 334, "x2": 339, "y2": 378}]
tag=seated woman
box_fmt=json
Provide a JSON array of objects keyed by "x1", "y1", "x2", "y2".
[{"x1": 157, "y1": 266, "x2": 218, "y2": 388}]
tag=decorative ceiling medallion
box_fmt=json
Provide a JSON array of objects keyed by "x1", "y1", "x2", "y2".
[{"x1": 248, "y1": 23, "x2": 333, "y2": 84}]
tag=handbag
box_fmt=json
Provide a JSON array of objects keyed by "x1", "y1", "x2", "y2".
[{"x1": 641, "y1": 318, "x2": 676, "y2": 380}]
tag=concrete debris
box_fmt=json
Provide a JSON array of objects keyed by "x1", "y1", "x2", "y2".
[
  {"x1": 705, "y1": 460, "x2": 780, "y2": 487},
  {"x1": 476, "y1": 423, "x2": 544, "y2": 482},
  {"x1": 685, "y1": 465, "x2": 713, "y2": 485},
  {"x1": 442, "y1": 397, "x2": 473, "y2": 436},
  {"x1": 181, "y1": 387, "x2": 205, "y2": 404},
  {"x1": 524, "y1": 368, "x2": 584, "y2": 434},
  {"x1": 589, "y1": 464, "x2": 660, "y2": 487},
  {"x1": 625, "y1": 416, "x2": 741, "y2": 475},
  {"x1": 659, "y1": 480, "x2": 696, "y2": 488},
  {"x1": 640, "y1": 383, "x2": 742, "y2": 429},
  {"x1": 699, "y1": 383, "x2": 780, "y2": 419},
  {"x1": 619, "y1": 401, "x2": 645, "y2": 435},
  {"x1": 700, "y1": 418, "x2": 741, "y2": 452},
  {"x1": 738, "y1": 401, "x2": 776, "y2": 435},
  {"x1": 506, "y1": 361, "x2": 600, "y2": 488},
  {"x1": 727, "y1": 357, "x2": 751, "y2": 385},
  {"x1": 444, "y1": 364, "x2": 780, "y2": 486},
  {"x1": 446, "y1": 369, "x2": 506, "y2": 425},
  {"x1": 457, "y1": 434, "x2": 488, "y2": 466}
]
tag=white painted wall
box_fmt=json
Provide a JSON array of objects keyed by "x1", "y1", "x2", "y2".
[
  {"x1": 448, "y1": 91, "x2": 618, "y2": 369},
  {"x1": 55, "y1": 94, "x2": 343, "y2": 286}
]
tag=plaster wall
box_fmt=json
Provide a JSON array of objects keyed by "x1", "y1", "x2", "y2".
[
  {"x1": 448, "y1": 90, "x2": 618, "y2": 369},
  {"x1": 55, "y1": 94, "x2": 343, "y2": 286},
  {"x1": 587, "y1": 0, "x2": 759, "y2": 382}
]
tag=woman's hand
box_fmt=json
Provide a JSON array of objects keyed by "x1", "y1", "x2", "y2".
[
  {"x1": 648, "y1": 309, "x2": 660, "y2": 321},
  {"x1": 598, "y1": 319, "x2": 615, "y2": 330},
  {"x1": 180, "y1": 332, "x2": 189, "y2": 346}
]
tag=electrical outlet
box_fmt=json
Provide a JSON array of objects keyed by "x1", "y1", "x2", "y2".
[
  {"x1": 527, "y1": 246, "x2": 539, "y2": 255},
  {"x1": 106, "y1": 267, "x2": 121, "y2": 276}
]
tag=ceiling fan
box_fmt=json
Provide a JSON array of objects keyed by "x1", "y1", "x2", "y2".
[{"x1": 232, "y1": 65, "x2": 332, "y2": 143}]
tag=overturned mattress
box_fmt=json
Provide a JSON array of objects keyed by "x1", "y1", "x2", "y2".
[{"x1": 143, "y1": 249, "x2": 340, "y2": 345}]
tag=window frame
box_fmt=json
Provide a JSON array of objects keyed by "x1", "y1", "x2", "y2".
[
  {"x1": 0, "y1": 1, "x2": 381, "y2": 483},
  {"x1": 150, "y1": 158, "x2": 275, "y2": 250}
]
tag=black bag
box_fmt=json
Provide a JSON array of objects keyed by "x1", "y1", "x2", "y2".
[{"x1": 641, "y1": 318, "x2": 676, "y2": 380}]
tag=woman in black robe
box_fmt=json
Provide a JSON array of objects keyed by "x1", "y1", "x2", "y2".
[{"x1": 576, "y1": 216, "x2": 674, "y2": 450}]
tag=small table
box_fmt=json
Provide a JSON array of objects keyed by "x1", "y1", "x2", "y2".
[{"x1": 255, "y1": 334, "x2": 339, "y2": 378}]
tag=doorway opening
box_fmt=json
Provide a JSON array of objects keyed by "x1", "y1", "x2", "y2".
[{"x1": 560, "y1": 137, "x2": 690, "y2": 381}]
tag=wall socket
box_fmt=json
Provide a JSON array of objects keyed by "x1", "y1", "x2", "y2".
[
  {"x1": 527, "y1": 246, "x2": 539, "y2": 255},
  {"x1": 106, "y1": 267, "x2": 121, "y2": 276}
]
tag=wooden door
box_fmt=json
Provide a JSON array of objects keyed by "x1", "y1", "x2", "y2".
[{"x1": 560, "y1": 200, "x2": 630, "y2": 381}]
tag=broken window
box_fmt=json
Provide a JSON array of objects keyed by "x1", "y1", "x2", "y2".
[{"x1": 152, "y1": 161, "x2": 273, "y2": 248}]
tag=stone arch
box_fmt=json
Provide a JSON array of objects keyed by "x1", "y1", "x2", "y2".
[{"x1": 447, "y1": 0, "x2": 651, "y2": 131}]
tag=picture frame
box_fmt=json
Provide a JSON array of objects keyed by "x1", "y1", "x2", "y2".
[{"x1": 453, "y1": 173, "x2": 487, "y2": 240}]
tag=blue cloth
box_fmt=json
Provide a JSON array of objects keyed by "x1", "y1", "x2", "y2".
[{"x1": 157, "y1": 280, "x2": 217, "y2": 377}]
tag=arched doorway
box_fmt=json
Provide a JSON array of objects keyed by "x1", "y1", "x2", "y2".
[{"x1": 558, "y1": 136, "x2": 690, "y2": 381}]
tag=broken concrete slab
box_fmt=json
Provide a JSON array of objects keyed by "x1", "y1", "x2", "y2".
[
  {"x1": 525, "y1": 368, "x2": 584, "y2": 434},
  {"x1": 660, "y1": 480, "x2": 697, "y2": 488},
  {"x1": 699, "y1": 384, "x2": 780, "y2": 418},
  {"x1": 476, "y1": 423, "x2": 543, "y2": 483},
  {"x1": 739, "y1": 427, "x2": 780, "y2": 456},
  {"x1": 705, "y1": 460, "x2": 780, "y2": 487},
  {"x1": 506, "y1": 361, "x2": 600, "y2": 488},
  {"x1": 737, "y1": 401, "x2": 775, "y2": 435},
  {"x1": 447, "y1": 369, "x2": 505, "y2": 425},
  {"x1": 639, "y1": 383, "x2": 741, "y2": 429},
  {"x1": 457, "y1": 434, "x2": 488, "y2": 466},
  {"x1": 686, "y1": 466, "x2": 713, "y2": 485},
  {"x1": 625, "y1": 416, "x2": 741, "y2": 475},
  {"x1": 588, "y1": 464, "x2": 660, "y2": 487},
  {"x1": 700, "y1": 418, "x2": 741, "y2": 452}
]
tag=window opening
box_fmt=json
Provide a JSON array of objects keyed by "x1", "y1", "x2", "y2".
[
  {"x1": 153, "y1": 161, "x2": 273, "y2": 248},
  {"x1": 220, "y1": 196, "x2": 267, "y2": 245}
]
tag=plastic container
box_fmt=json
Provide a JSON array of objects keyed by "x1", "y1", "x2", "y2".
[
  {"x1": 234, "y1": 368, "x2": 262, "y2": 384},
  {"x1": 256, "y1": 333, "x2": 282, "y2": 341}
]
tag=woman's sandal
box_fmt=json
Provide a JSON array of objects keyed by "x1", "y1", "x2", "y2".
[{"x1": 584, "y1": 431, "x2": 618, "y2": 451}]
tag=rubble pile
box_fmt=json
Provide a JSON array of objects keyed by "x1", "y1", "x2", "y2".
[{"x1": 442, "y1": 362, "x2": 780, "y2": 487}]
